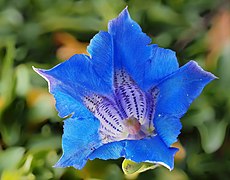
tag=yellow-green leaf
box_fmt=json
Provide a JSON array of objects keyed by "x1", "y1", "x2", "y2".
[{"x1": 122, "y1": 159, "x2": 159, "y2": 175}]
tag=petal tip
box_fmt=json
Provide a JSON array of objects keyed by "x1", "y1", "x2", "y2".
[
  {"x1": 53, "y1": 155, "x2": 77, "y2": 169},
  {"x1": 109, "y1": 6, "x2": 131, "y2": 27},
  {"x1": 32, "y1": 66, "x2": 48, "y2": 78},
  {"x1": 121, "y1": 6, "x2": 129, "y2": 16},
  {"x1": 53, "y1": 163, "x2": 60, "y2": 168},
  {"x1": 188, "y1": 60, "x2": 217, "y2": 81},
  {"x1": 32, "y1": 66, "x2": 41, "y2": 74},
  {"x1": 32, "y1": 66, "x2": 55, "y2": 86},
  {"x1": 32, "y1": 66, "x2": 54, "y2": 93},
  {"x1": 53, "y1": 159, "x2": 64, "y2": 168},
  {"x1": 117, "y1": 6, "x2": 129, "y2": 17}
]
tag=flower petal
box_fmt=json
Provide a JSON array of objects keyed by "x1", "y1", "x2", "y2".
[
  {"x1": 108, "y1": 8, "x2": 179, "y2": 91},
  {"x1": 89, "y1": 140, "x2": 126, "y2": 160},
  {"x1": 89, "y1": 135, "x2": 177, "y2": 170},
  {"x1": 87, "y1": 31, "x2": 113, "y2": 85},
  {"x1": 154, "y1": 61, "x2": 216, "y2": 146},
  {"x1": 33, "y1": 32, "x2": 113, "y2": 118},
  {"x1": 108, "y1": 8, "x2": 152, "y2": 87},
  {"x1": 143, "y1": 45, "x2": 179, "y2": 90},
  {"x1": 154, "y1": 115, "x2": 182, "y2": 147},
  {"x1": 125, "y1": 136, "x2": 178, "y2": 170},
  {"x1": 54, "y1": 117, "x2": 102, "y2": 169},
  {"x1": 156, "y1": 61, "x2": 216, "y2": 118}
]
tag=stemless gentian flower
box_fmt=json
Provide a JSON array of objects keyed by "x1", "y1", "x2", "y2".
[{"x1": 33, "y1": 8, "x2": 216, "y2": 170}]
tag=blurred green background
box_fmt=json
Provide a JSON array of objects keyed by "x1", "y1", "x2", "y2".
[{"x1": 0, "y1": 0, "x2": 230, "y2": 179}]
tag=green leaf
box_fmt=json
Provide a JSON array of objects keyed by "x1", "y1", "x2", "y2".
[
  {"x1": 1, "y1": 122, "x2": 21, "y2": 146},
  {"x1": 198, "y1": 120, "x2": 228, "y2": 153},
  {"x1": 0, "y1": 39, "x2": 16, "y2": 114},
  {"x1": 122, "y1": 159, "x2": 158, "y2": 175},
  {"x1": 15, "y1": 65, "x2": 30, "y2": 97},
  {"x1": 104, "y1": 164, "x2": 124, "y2": 180},
  {"x1": 0, "y1": 147, "x2": 25, "y2": 173}
]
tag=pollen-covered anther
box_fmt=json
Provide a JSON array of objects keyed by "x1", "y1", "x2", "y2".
[{"x1": 123, "y1": 116, "x2": 141, "y2": 135}]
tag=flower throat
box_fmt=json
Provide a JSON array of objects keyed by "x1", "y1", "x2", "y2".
[{"x1": 84, "y1": 70, "x2": 159, "y2": 143}]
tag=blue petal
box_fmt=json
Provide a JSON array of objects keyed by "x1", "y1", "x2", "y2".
[
  {"x1": 54, "y1": 117, "x2": 102, "y2": 169},
  {"x1": 87, "y1": 31, "x2": 113, "y2": 86},
  {"x1": 143, "y1": 45, "x2": 179, "y2": 90},
  {"x1": 154, "y1": 115, "x2": 182, "y2": 147},
  {"x1": 108, "y1": 8, "x2": 179, "y2": 91},
  {"x1": 156, "y1": 61, "x2": 216, "y2": 118},
  {"x1": 154, "y1": 61, "x2": 216, "y2": 146},
  {"x1": 45, "y1": 83, "x2": 92, "y2": 118},
  {"x1": 33, "y1": 31, "x2": 113, "y2": 118},
  {"x1": 125, "y1": 136, "x2": 178, "y2": 170},
  {"x1": 89, "y1": 140, "x2": 126, "y2": 160},
  {"x1": 89, "y1": 135, "x2": 177, "y2": 170},
  {"x1": 108, "y1": 8, "x2": 152, "y2": 87}
]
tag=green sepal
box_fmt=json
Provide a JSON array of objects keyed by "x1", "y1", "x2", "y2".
[{"x1": 122, "y1": 159, "x2": 159, "y2": 175}]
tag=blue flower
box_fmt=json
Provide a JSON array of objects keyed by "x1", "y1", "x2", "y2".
[{"x1": 33, "y1": 8, "x2": 216, "y2": 170}]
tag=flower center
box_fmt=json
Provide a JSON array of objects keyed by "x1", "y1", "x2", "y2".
[
  {"x1": 83, "y1": 70, "x2": 159, "y2": 143},
  {"x1": 123, "y1": 116, "x2": 141, "y2": 135}
]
